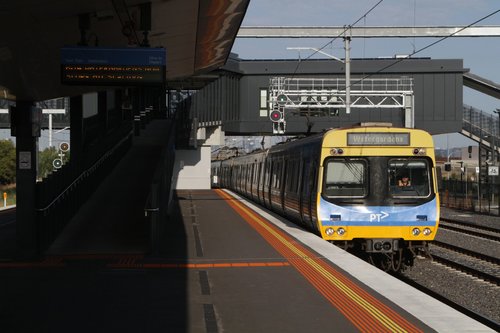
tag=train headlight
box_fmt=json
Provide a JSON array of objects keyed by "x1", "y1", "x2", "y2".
[
  {"x1": 330, "y1": 148, "x2": 344, "y2": 155},
  {"x1": 325, "y1": 227, "x2": 335, "y2": 236},
  {"x1": 413, "y1": 148, "x2": 426, "y2": 155},
  {"x1": 423, "y1": 228, "x2": 432, "y2": 236},
  {"x1": 336, "y1": 228, "x2": 345, "y2": 236},
  {"x1": 412, "y1": 228, "x2": 421, "y2": 236}
]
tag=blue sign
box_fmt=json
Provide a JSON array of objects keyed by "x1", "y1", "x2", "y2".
[{"x1": 61, "y1": 47, "x2": 166, "y2": 85}]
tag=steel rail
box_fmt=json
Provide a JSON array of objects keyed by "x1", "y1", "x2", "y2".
[
  {"x1": 396, "y1": 274, "x2": 500, "y2": 332},
  {"x1": 430, "y1": 254, "x2": 500, "y2": 286},
  {"x1": 439, "y1": 220, "x2": 500, "y2": 242},
  {"x1": 431, "y1": 241, "x2": 500, "y2": 265}
]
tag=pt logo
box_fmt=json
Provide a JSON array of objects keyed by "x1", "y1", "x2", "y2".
[{"x1": 370, "y1": 211, "x2": 389, "y2": 222}]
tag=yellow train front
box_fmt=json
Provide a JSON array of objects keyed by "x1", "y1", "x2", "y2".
[
  {"x1": 317, "y1": 126, "x2": 439, "y2": 270},
  {"x1": 213, "y1": 125, "x2": 440, "y2": 271}
]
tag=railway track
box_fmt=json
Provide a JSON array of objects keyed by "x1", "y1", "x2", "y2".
[
  {"x1": 439, "y1": 217, "x2": 500, "y2": 242},
  {"x1": 397, "y1": 273, "x2": 500, "y2": 332},
  {"x1": 398, "y1": 214, "x2": 500, "y2": 327},
  {"x1": 432, "y1": 240, "x2": 500, "y2": 265},
  {"x1": 430, "y1": 218, "x2": 500, "y2": 286},
  {"x1": 428, "y1": 251, "x2": 500, "y2": 286}
]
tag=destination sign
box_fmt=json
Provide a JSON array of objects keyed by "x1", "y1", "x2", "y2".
[
  {"x1": 61, "y1": 47, "x2": 166, "y2": 85},
  {"x1": 347, "y1": 133, "x2": 410, "y2": 146}
]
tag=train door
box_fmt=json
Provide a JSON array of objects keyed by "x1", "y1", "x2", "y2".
[
  {"x1": 280, "y1": 158, "x2": 287, "y2": 214},
  {"x1": 300, "y1": 159, "x2": 310, "y2": 225},
  {"x1": 270, "y1": 158, "x2": 280, "y2": 211},
  {"x1": 300, "y1": 159, "x2": 318, "y2": 232},
  {"x1": 296, "y1": 158, "x2": 304, "y2": 223},
  {"x1": 264, "y1": 160, "x2": 273, "y2": 209},
  {"x1": 257, "y1": 161, "x2": 264, "y2": 205},
  {"x1": 249, "y1": 163, "x2": 255, "y2": 199},
  {"x1": 284, "y1": 158, "x2": 301, "y2": 221},
  {"x1": 252, "y1": 161, "x2": 260, "y2": 202},
  {"x1": 309, "y1": 161, "x2": 319, "y2": 229},
  {"x1": 244, "y1": 164, "x2": 249, "y2": 197}
]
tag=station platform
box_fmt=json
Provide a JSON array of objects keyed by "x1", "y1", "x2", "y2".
[
  {"x1": 0, "y1": 120, "x2": 496, "y2": 332},
  {"x1": 0, "y1": 189, "x2": 495, "y2": 332}
]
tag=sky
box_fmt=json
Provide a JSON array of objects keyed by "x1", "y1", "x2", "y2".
[{"x1": 231, "y1": 0, "x2": 500, "y2": 148}]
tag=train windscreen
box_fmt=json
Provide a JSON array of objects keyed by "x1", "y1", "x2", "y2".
[
  {"x1": 388, "y1": 159, "x2": 431, "y2": 198},
  {"x1": 322, "y1": 157, "x2": 433, "y2": 202},
  {"x1": 323, "y1": 158, "x2": 367, "y2": 198}
]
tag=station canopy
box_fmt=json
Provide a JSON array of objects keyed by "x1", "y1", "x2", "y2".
[{"x1": 0, "y1": 0, "x2": 249, "y2": 101}]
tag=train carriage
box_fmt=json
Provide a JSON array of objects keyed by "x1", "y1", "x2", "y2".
[{"x1": 213, "y1": 124, "x2": 439, "y2": 271}]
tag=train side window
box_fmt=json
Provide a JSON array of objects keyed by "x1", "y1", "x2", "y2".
[
  {"x1": 271, "y1": 159, "x2": 280, "y2": 189},
  {"x1": 323, "y1": 158, "x2": 367, "y2": 198},
  {"x1": 286, "y1": 159, "x2": 300, "y2": 193},
  {"x1": 265, "y1": 160, "x2": 272, "y2": 189},
  {"x1": 388, "y1": 159, "x2": 431, "y2": 197},
  {"x1": 275, "y1": 160, "x2": 282, "y2": 189}
]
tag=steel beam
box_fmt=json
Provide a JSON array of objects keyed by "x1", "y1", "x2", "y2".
[{"x1": 237, "y1": 26, "x2": 500, "y2": 38}]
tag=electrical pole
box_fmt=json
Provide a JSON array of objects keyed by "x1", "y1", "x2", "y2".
[
  {"x1": 344, "y1": 27, "x2": 351, "y2": 114},
  {"x1": 494, "y1": 109, "x2": 500, "y2": 215}
]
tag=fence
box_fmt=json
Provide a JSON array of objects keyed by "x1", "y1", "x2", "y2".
[
  {"x1": 36, "y1": 124, "x2": 133, "y2": 251},
  {"x1": 463, "y1": 105, "x2": 499, "y2": 139},
  {"x1": 439, "y1": 179, "x2": 499, "y2": 216}
]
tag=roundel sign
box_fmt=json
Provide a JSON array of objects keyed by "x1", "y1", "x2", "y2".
[
  {"x1": 269, "y1": 110, "x2": 282, "y2": 122},
  {"x1": 59, "y1": 142, "x2": 70, "y2": 152},
  {"x1": 53, "y1": 158, "x2": 63, "y2": 169}
]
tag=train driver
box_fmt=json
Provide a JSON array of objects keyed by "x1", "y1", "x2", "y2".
[{"x1": 398, "y1": 174, "x2": 412, "y2": 187}]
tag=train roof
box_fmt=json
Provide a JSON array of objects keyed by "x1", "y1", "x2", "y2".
[{"x1": 218, "y1": 125, "x2": 434, "y2": 164}]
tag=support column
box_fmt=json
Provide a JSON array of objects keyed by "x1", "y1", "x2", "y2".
[
  {"x1": 133, "y1": 88, "x2": 141, "y2": 136},
  {"x1": 140, "y1": 87, "x2": 147, "y2": 129},
  {"x1": 14, "y1": 101, "x2": 39, "y2": 259},
  {"x1": 98, "y1": 91, "x2": 108, "y2": 133},
  {"x1": 70, "y1": 95, "x2": 83, "y2": 169}
]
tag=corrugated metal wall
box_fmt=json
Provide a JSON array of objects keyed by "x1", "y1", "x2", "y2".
[{"x1": 182, "y1": 58, "x2": 465, "y2": 135}]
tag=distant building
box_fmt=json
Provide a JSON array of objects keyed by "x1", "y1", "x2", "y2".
[{"x1": 436, "y1": 146, "x2": 479, "y2": 181}]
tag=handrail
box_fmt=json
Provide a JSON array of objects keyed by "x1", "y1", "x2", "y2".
[
  {"x1": 36, "y1": 131, "x2": 132, "y2": 212},
  {"x1": 463, "y1": 105, "x2": 499, "y2": 138}
]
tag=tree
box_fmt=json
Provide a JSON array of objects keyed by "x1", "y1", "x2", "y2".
[
  {"x1": 38, "y1": 147, "x2": 59, "y2": 180},
  {"x1": 0, "y1": 140, "x2": 16, "y2": 185}
]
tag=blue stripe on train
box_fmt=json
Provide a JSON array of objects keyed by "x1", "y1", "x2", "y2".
[{"x1": 319, "y1": 197, "x2": 438, "y2": 227}]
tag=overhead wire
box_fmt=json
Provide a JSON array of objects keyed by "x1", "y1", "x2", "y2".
[
  {"x1": 349, "y1": 8, "x2": 500, "y2": 89},
  {"x1": 290, "y1": 0, "x2": 384, "y2": 78}
]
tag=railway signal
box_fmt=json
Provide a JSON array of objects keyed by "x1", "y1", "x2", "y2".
[
  {"x1": 277, "y1": 94, "x2": 287, "y2": 105},
  {"x1": 269, "y1": 109, "x2": 283, "y2": 122},
  {"x1": 59, "y1": 142, "x2": 70, "y2": 152},
  {"x1": 270, "y1": 106, "x2": 285, "y2": 134},
  {"x1": 53, "y1": 158, "x2": 63, "y2": 169}
]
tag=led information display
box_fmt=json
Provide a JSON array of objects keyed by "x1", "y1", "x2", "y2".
[
  {"x1": 347, "y1": 133, "x2": 410, "y2": 146},
  {"x1": 61, "y1": 47, "x2": 166, "y2": 85}
]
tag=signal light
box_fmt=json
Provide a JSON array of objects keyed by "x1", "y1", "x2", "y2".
[
  {"x1": 277, "y1": 94, "x2": 287, "y2": 105},
  {"x1": 273, "y1": 121, "x2": 285, "y2": 134},
  {"x1": 269, "y1": 110, "x2": 283, "y2": 122}
]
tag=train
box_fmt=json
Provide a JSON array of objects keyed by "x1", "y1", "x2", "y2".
[{"x1": 212, "y1": 124, "x2": 440, "y2": 271}]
